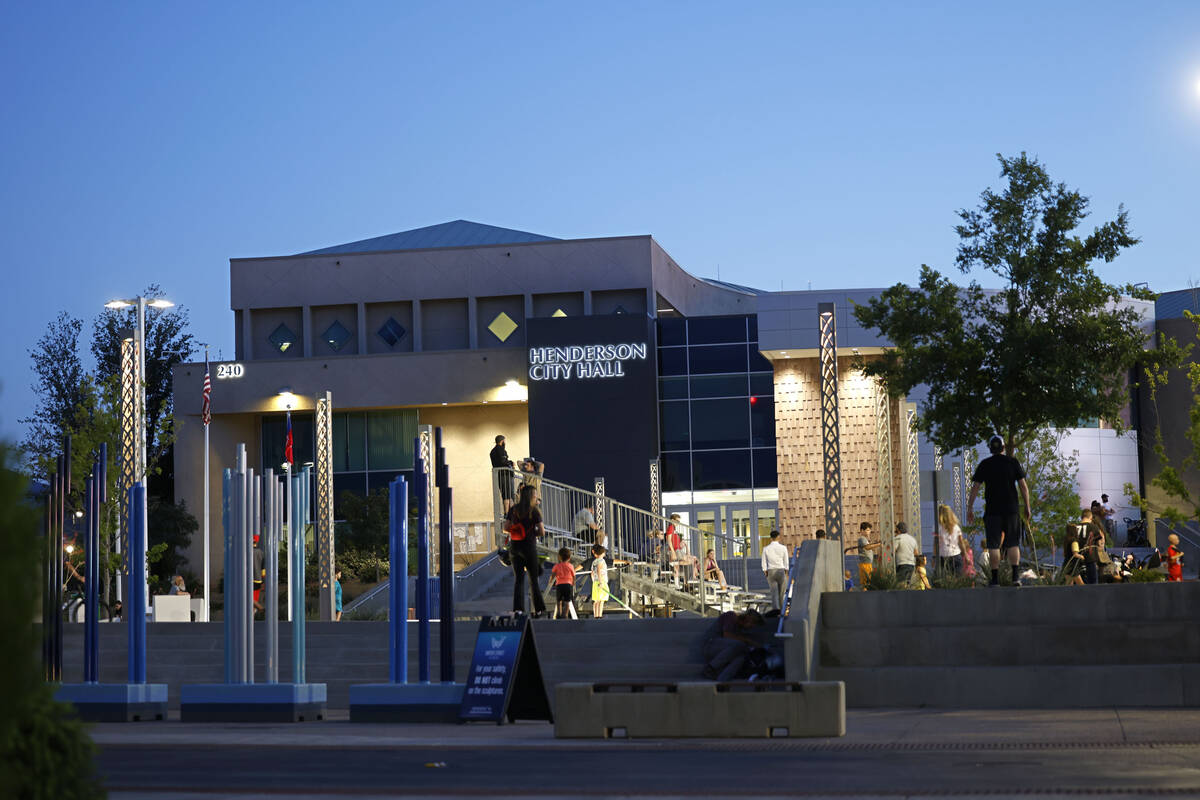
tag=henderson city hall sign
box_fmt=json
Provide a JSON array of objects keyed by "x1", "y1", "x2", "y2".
[{"x1": 527, "y1": 343, "x2": 648, "y2": 381}]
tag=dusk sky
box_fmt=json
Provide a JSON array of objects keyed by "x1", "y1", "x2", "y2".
[{"x1": 3, "y1": 2, "x2": 1198, "y2": 443}]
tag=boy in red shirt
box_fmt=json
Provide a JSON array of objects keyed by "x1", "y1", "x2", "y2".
[
  {"x1": 1165, "y1": 534, "x2": 1184, "y2": 582},
  {"x1": 550, "y1": 547, "x2": 577, "y2": 618}
]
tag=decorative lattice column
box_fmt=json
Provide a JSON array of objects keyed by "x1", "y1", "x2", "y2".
[
  {"x1": 875, "y1": 378, "x2": 895, "y2": 569},
  {"x1": 648, "y1": 459, "x2": 661, "y2": 519},
  {"x1": 900, "y1": 401, "x2": 921, "y2": 537},
  {"x1": 118, "y1": 334, "x2": 141, "y2": 585},
  {"x1": 315, "y1": 391, "x2": 335, "y2": 621},
  {"x1": 817, "y1": 303, "x2": 844, "y2": 541}
]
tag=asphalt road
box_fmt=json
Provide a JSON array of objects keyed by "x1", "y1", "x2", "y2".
[{"x1": 99, "y1": 740, "x2": 1200, "y2": 797}]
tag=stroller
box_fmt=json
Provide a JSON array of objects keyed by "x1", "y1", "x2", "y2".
[{"x1": 1124, "y1": 517, "x2": 1150, "y2": 547}]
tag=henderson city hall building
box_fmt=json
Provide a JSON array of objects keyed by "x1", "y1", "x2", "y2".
[{"x1": 171, "y1": 220, "x2": 1175, "y2": 582}]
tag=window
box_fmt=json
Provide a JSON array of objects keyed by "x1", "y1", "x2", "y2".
[
  {"x1": 261, "y1": 413, "x2": 314, "y2": 469},
  {"x1": 332, "y1": 412, "x2": 366, "y2": 471},
  {"x1": 659, "y1": 377, "x2": 688, "y2": 400},
  {"x1": 660, "y1": 402, "x2": 691, "y2": 451},
  {"x1": 661, "y1": 452, "x2": 692, "y2": 492},
  {"x1": 657, "y1": 317, "x2": 687, "y2": 346},
  {"x1": 269, "y1": 323, "x2": 297, "y2": 354},
  {"x1": 752, "y1": 448, "x2": 777, "y2": 487},
  {"x1": 692, "y1": 450, "x2": 752, "y2": 490},
  {"x1": 366, "y1": 410, "x2": 418, "y2": 471},
  {"x1": 658, "y1": 347, "x2": 687, "y2": 376},
  {"x1": 689, "y1": 344, "x2": 748, "y2": 375},
  {"x1": 750, "y1": 372, "x2": 774, "y2": 396},
  {"x1": 687, "y1": 316, "x2": 746, "y2": 345},
  {"x1": 750, "y1": 397, "x2": 775, "y2": 447},
  {"x1": 322, "y1": 320, "x2": 353, "y2": 352},
  {"x1": 377, "y1": 317, "x2": 407, "y2": 347},
  {"x1": 690, "y1": 399, "x2": 750, "y2": 450},
  {"x1": 487, "y1": 312, "x2": 518, "y2": 342},
  {"x1": 689, "y1": 374, "x2": 747, "y2": 399},
  {"x1": 749, "y1": 346, "x2": 773, "y2": 372}
]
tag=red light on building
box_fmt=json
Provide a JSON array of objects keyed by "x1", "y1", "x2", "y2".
[{"x1": 749, "y1": 396, "x2": 758, "y2": 405}]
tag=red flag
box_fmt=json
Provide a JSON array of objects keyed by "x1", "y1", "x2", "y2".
[
  {"x1": 201, "y1": 355, "x2": 212, "y2": 426},
  {"x1": 284, "y1": 410, "x2": 294, "y2": 466}
]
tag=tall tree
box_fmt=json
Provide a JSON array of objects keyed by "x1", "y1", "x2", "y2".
[
  {"x1": 19, "y1": 312, "x2": 88, "y2": 475},
  {"x1": 91, "y1": 283, "x2": 196, "y2": 475},
  {"x1": 854, "y1": 152, "x2": 1152, "y2": 458},
  {"x1": 1126, "y1": 312, "x2": 1200, "y2": 527}
]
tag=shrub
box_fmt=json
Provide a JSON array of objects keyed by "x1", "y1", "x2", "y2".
[
  {"x1": 1125, "y1": 567, "x2": 1166, "y2": 583},
  {"x1": 865, "y1": 568, "x2": 906, "y2": 591}
]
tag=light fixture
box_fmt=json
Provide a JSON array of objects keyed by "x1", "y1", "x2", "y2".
[
  {"x1": 105, "y1": 299, "x2": 132, "y2": 310},
  {"x1": 278, "y1": 387, "x2": 293, "y2": 396},
  {"x1": 74, "y1": 510, "x2": 84, "y2": 519},
  {"x1": 441, "y1": 402, "x2": 448, "y2": 406},
  {"x1": 852, "y1": 348, "x2": 860, "y2": 355},
  {"x1": 65, "y1": 544, "x2": 74, "y2": 554},
  {"x1": 482, "y1": 400, "x2": 488, "y2": 404},
  {"x1": 504, "y1": 379, "x2": 519, "y2": 388},
  {"x1": 147, "y1": 299, "x2": 175, "y2": 309}
]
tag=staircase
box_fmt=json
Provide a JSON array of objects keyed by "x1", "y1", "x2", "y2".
[
  {"x1": 59, "y1": 617, "x2": 714, "y2": 710},
  {"x1": 815, "y1": 582, "x2": 1200, "y2": 707}
]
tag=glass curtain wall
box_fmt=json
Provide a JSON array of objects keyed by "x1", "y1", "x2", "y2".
[
  {"x1": 262, "y1": 409, "x2": 418, "y2": 518},
  {"x1": 656, "y1": 315, "x2": 776, "y2": 494}
]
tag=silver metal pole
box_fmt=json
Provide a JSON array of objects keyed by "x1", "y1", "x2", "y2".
[
  {"x1": 265, "y1": 469, "x2": 279, "y2": 683},
  {"x1": 137, "y1": 297, "x2": 150, "y2": 616},
  {"x1": 248, "y1": 467, "x2": 258, "y2": 682},
  {"x1": 203, "y1": 419, "x2": 210, "y2": 621},
  {"x1": 285, "y1": 462, "x2": 292, "y2": 622}
]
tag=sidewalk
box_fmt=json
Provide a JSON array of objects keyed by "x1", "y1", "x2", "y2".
[{"x1": 91, "y1": 707, "x2": 1200, "y2": 749}]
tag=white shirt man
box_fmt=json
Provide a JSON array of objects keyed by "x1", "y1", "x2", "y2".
[
  {"x1": 893, "y1": 522, "x2": 919, "y2": 585},
  {"x1": 761, "y1": 531, "x2": 790, "y2": 611}
]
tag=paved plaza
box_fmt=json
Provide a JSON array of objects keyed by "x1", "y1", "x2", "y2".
[{"x1": 95, "y1": 708, "x2": 1200, "y2": 798}]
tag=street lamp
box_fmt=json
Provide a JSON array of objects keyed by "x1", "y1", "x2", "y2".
[
  {"x1": 105, "y1": 295, "x2": 173, "y2": 612},
  {"x1": 104, "y1": 296, "x2": 174, "y2": 484}
]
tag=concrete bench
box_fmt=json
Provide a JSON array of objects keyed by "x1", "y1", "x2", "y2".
[{"x1": 555, "y1": 680, "x2": 844, "y2": 739}]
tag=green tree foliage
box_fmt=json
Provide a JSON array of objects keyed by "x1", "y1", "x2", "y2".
[
  {"x1": 145, "y1": 497, "x2": 198, "y2": 595},
  {"x1": 1020, "y1": 429, "x2": 1083, "y2": 553},
  {"x1": 91, "y1": 284, "x2": 196, "y2": 473},
  {"x1": 338, "y1": 489, "x2": 389, "y2": 581},
  {"x1": 0, "y1": 445, "x2": 103, "y2": 799},
  {"x1": 1125, "y1": 311, "x2": 1199, "y2": 526},
  {"x1": 854, "y1": 153, "x2": 1151, "y2": 461}
]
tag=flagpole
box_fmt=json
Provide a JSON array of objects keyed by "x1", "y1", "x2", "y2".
[
  {"x1": 202, "y1": 346, "x2": 211, "y2": 622},
  {"x1": 284, "y1": 407, "x2": 293, "y2": 623}
]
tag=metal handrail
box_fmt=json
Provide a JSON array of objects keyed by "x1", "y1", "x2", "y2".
[
  {"x1": 775, "y1": 546, "x2": 803, "y2": 638},
  {"x1": 492, "y1": 467, "x2": 756, "y2": 617}
]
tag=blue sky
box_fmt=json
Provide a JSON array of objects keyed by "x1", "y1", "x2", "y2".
[{"x1": 2, "y1": 2, "x2": 1199, "y2": 442}]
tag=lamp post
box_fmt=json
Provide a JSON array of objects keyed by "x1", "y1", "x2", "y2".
[{"x1": 105, "y1": 295, "x2": 173, "y2": 612}]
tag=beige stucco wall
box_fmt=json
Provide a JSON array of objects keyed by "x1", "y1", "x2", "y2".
[{"x1": 417, "y1": 403, "x2": 529, "y2": 524}]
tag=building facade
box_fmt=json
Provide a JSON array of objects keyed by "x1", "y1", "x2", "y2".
[{"x1": 171, "y1": 220, "x2": 1154, "y2": 579}]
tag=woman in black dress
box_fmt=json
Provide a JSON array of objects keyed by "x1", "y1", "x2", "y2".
[{"x1": 506, "y1": 484, "x2": 546, "y2": 616}]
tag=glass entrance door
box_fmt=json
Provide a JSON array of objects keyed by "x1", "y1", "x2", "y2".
[{"x1": 665, "y1": 502, "x2": 779, "y2": 559}]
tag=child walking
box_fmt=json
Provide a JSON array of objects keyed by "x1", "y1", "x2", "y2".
[
  {"x1": 915, "y1": 554, "x2": 932, "y2": 590},
  {"x1": 1165, "y1": 533, "x2": 1184, "y2": 582},
  {"x1": 590, "y1": 544, "x2": 608, "y2": 619},
  {"x1": 550, "y1": 547, "x2": 576, "y2": 618}
]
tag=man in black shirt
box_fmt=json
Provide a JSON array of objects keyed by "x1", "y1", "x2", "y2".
[
  {"x1": 489, "y1": 434, "x2": 515, "y2": 513},
  {"x1": 967, "y1": 435, "x2": 1032, "y2": 586}
]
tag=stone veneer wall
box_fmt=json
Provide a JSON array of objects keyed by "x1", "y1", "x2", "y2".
[{"x1": 773, "y1": 355, "x2": 903, "y2": 550}]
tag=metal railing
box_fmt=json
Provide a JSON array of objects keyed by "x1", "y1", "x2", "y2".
[
  {"x1": 492, "y1": 467, "x2": 755, "y2": 616},
  {"x1": 776, "y1": 546, "x2": 802, "y2": 638}
]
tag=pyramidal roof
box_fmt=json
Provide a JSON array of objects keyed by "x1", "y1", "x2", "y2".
[{"x1": 297, "y1": 220, "x2": 559, "y2": 256}]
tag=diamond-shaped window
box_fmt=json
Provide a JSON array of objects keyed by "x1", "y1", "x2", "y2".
[
  {"x1": 377, "y1": 317, "x2": 408, "y2": 348},
  {"x1": 551, "y1": 308, "x2": 567, "y2": 318},
  {"x1": 487, "y1": 311, "x2": 519, "y2": 343},
  {"x1": 322, "y1": 320, "x2": 352, "y2": 352},
  {"x1": 269, "y1": 323, "x2": 296, "y2": 353}
]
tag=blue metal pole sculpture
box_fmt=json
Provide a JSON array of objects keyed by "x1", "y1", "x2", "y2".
[
  {"x1": 414, "y1": 436, "x2": 430, "y2": 683},
  {"x1": 265, "y1": 468, "x2": 280, "y2": 684},
  {"x1": 127, "y1": 482, "x2": 147, "y2": 684},
  {"x1": 389, "y1": 475, "x2": 409, "y2": 683},
  {"x1": 84, "y1": 473, "x2": 97, "y2": 682}
]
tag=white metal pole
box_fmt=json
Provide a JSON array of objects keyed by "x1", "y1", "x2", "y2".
[{"x1": 137, "y1": 297, "x2": 150, "y2": 615}]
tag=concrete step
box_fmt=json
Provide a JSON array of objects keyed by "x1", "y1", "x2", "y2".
[
  {"x1": 821, "y1": 582, "x2": 1200, "y2": 630},
  {"x1": 818, "y1": 664, "x2": 1200, "y2": 708},
  {"x1": 820, "y1": 622, "x2": 1200, "y2": 668}
]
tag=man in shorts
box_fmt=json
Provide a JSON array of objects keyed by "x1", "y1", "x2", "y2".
[
  {"x1": 847, "y1": 521, "x2": 881, "y2": 588},
  {"x1": 967, "y1": 435, "x2": 1032, "y2": 587}
]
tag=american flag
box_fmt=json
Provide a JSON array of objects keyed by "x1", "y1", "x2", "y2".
[
  {"x1": 201, "y1": 355, "x2": 212, "y2": 426},
  {"x1": 284, "y1": 410, "x2": 294, "y2": 465}
]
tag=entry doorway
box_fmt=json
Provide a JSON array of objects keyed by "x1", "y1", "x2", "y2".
[{"x1": 674, "y1": 503, "x2": 778, "y2": 560}]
